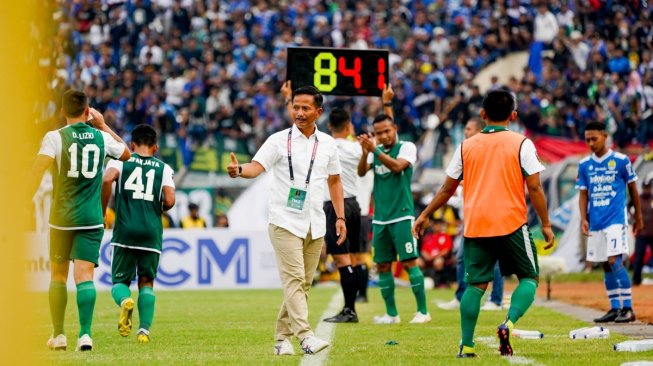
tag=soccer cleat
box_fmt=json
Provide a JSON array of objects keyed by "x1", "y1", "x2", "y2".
[
  {"x1": 437, "y1": 298, "x2": 460, "y2": 311},
  {"x1": 594, "y1": 309, "x2": 620, "y2": 323},
  {"x1": 75, "y1": 334, "x2": 93, "y2": 351},
  {"x1": 497, "y1": 320, "x2": 513, "y2": 356},
  {"x1": 373, "y1": 314, "x2": 401, "y2": 324},
  {"x1": 137, "y1": 328, "x2": 150, "y2": 344},
  {"x1": 118, "y1": 298, "x2": 135, "y2": 337},
  {"x1": 480, "y1": 301, "x2": 503, "y2": 311},
  {"x1": 409, "y1": 312, "x2": 431, "y2": 324},
  {"x1": 457, "y1": 345, "x2": 478, "y2": 358},
  {"x1": 614, "y1": 308, "x2": 636, "y2": 323},
  {"x1": 273, "y1": 339, "x2": 295, "y2": 355},
  {"x1": 46, "y1": 334, "x2": 67, "y2": 351},
  {"x1": 323, "y1": 308, "x2": 359, "y2": 323},
  {"x1": 300, "y1": 336, "x2": 329, "y2": 354}
]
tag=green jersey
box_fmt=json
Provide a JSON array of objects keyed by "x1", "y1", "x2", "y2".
[
  {"x1": 369, "y1": 141, "x2": 417, "y2": 224},
  {"x1": 109, "y1": 154, "x2": 175, "y2": 253},
  {"x1": 38, "y1": 123, "x2": 125, "y2": 229}
]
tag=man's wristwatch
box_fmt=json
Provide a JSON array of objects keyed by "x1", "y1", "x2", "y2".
[
  {"x1": 238, "y1": 166, "x2": 242, "y2": 176},
  {"x1": 383, "y1": 102, "x2": 392, "y2": 107},
  {"x1": 336, "y1": 217, "x2": 346, "y2": 223}
]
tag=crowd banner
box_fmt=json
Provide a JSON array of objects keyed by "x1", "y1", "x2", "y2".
[{"x1": 27, "y1": 229, "x2": 281, "y2": 291}]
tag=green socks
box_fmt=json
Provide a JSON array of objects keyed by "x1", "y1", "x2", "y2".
[
  {"x1": 508, "y1": 278, "x2": 538, "y2": 324},
  {"x1": 460, "y1": 285, "x2": 485, "y2": 348},
  {"x1": 407, "y1": 266, "x2": 428, "y2": 314},
  {"x1": 138, "y1": 286, "x2": 156, "y2": 330},
  {"x1": 111, "y1": 283, "x2": 131, "y2": 306},
  {"x1": 49, "y1": 281, "x2": 67, "y2": 336},
  {"x1": 76, "y1": 281, "x2": 96, "y2": 337},
  {"x1": 378, "y1": 272, "x2": 398, "y2": 317}
]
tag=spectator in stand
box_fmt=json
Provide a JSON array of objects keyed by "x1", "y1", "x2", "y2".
[
  {"x1": 419, "y1": 218, "x2": 455, "y2": 288},
  {"x1": 181, "y1": 203, "x2": 207, "y2": 229},
  {"x1": 533, "y1": 3, "x2": 558, "y2": 46}
]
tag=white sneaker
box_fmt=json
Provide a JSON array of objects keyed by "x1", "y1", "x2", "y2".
[
  {"x1": 480, "y1": 301, "x2": 503, "y2": 311},
  {"x1": 46, "y1": 334, "x2": 67, "y2": 351},
  {"x1": 75, "y1": 334, "x2": 93, "y2": 351},
  {"x1": 373, "y1": 314, "x2": 401, "y2": 324},
  {"x1": 274, "y1": 339, "x2": 295, "y2": 355},
  {"x1": 437, "y1": 298, "x2": 460, "y2": 310},
  {"x1": 409, "y1": 312, "x2": 432, "y2": 324},
  {"x1": 300, "y1": 336, "x2": 329, "y2": 354}
]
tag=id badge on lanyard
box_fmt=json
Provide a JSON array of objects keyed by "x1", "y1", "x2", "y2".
[{"x1": 285, "y1": 128, "x2": 318, "y2": 213}]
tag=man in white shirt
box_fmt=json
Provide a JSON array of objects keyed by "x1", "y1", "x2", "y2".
[
  {"x1": 564, "y1": 31, "x2": 590, "y2": 71},
  {"x1": 533, "y1": 3, "x2": 559, "y2": 45},
  {"x1": 227, "y1": 84, "x2": 346, "y2": 356}
]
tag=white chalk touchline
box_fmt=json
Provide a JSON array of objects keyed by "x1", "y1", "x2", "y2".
[
  {"x1": 299, "y1": 291, "x2": 343, "y2": 366},
  {"x1": 476, "y1": 336, "x2": 543, "y2": 366}
]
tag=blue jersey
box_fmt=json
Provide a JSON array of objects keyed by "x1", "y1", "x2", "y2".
[{"x1": 575, "y1": 150, "x2": 637, "y2": 231}]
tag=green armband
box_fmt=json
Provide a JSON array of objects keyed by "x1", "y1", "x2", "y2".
[{"x1": 373, "y1": 148, "x2": 382, "y2": 157}]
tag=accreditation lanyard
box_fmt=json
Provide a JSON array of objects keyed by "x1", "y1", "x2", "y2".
[{"x1": 287, "y1": 128, "x2": 319, "y2": 189}]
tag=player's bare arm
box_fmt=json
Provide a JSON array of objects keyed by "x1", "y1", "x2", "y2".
[
  {"x1": 412, "y1": 176, "x2": 460, "y2": 238},
  {"x1": 356, "y1": 135, "x2": 372, "y2": 176},
  {"x1": 101, "y1": 167, "x2": 120, "y2": 216},
  {"x1": 227, "y1": 152, "x2": 266, "y2": 179},
  {"x1": 382, "y1": 83, "x2": 394, "y2": 119},
  {"x1": 525, "y1": 173, "x2": 555, "y2": 248},
  {"x1": 281, "y1": 80, "x2": 293, "y2": 115},
  {"x1": 88, "y1": 108, "x2": 131, "y2": 161},
  {"x1": 579, "y1": 189, "x2": 590, "y2": 236},
  {"x1": 327, "y1": 174, "x2": 348, "y2": 245},
  {"x1": 627, "y1": 181, "x2": 644, "y2": 235},
  {"x1": 377, "y1": 153, "x2": 411, "y2": 174},
  {"x1": 31, "y1": 154, "x2": 54, "y2": 197},
  {"x1": 162, "y1": 186, "x2": 176, "y2": 211}
]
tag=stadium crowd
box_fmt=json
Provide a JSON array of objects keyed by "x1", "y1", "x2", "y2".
[{"x1": 43, "y1": 0, "x2": 653, "y2": 168}]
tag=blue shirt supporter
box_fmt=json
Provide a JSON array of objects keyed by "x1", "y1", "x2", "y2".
[{"x1": 575, "y1": 150, "x2": 637, "y2": 231}]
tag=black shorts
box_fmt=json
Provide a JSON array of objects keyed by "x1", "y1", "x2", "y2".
[{"x1": 324, "y1": 198, "x2": 361, "y2": 255}]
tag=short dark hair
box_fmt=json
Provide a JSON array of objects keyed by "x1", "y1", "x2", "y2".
[
  {"x1": 328, "y1": 108, "x2": 350, "y2": 132},
  {"x1": 188, "y1": 202, "x2": 199, "y2": 210},
  {"x1": 62, "y1": 89, "x2": 88, "y2": 118},
  {"x1": 482, "y1": 89, "x2": 515, "y2": 122},
  {"x1": 585, "y1": 121, "x2": 606, "y2": 132},
  {"x1": 372, "y1": 113, "x2": 394, "y2": 124},
  {"x1": 131, "y1": 124, "x2": 158, "y2": 147},
  {"x1": 292, "y1": 86, "x2": 324, "y2": 108}
]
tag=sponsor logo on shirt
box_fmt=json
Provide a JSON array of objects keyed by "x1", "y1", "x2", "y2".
[{"x1": 589, "y1": 175, "x2": 616, "y2": 184}]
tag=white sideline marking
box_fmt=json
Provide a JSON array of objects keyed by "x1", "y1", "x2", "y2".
[
  {"x1": 476, "y1": 336, "x2": 543, "y2": 366},
  {"x1": 299, "y1": 292, "x2": 343, "y2": 366}
]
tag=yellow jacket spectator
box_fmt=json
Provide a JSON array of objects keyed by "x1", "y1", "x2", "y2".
[{"x1": 181, "y1": 203, "x2": 207, "y2": 228}]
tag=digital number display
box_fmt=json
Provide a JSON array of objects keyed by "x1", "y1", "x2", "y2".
[{"x1": 287, "y1": 47, "x2": 389, "y2": 97}]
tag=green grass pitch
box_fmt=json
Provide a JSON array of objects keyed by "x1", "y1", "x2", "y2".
[{"x1": 35, "y1": 287, "x2": 652, "y2": 365}]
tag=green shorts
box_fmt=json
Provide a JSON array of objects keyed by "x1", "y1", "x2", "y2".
[
  {"x1": 111, "y1": 246, "x2": 160, "y2": 284},
  {"x1": 372, "y1": 219, "x2": 418, "y2": 263},
  {"x1": 49, "y1": 228, "x2": 104, "y2": 267},
  {"x1": 464, "y1": 224, "x2": 539, "y2": 284}
]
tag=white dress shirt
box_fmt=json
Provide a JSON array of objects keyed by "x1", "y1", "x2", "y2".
[{"x1": 253, "y1": 124, "x2": 342, "y2": 239}]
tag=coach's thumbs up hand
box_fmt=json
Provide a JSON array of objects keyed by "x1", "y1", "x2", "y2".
[{"x1": 227, "y1": 152, "x2": 240, "y2": 178}]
